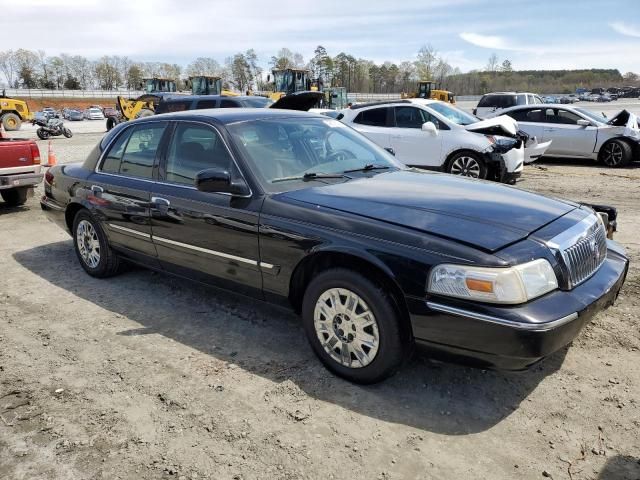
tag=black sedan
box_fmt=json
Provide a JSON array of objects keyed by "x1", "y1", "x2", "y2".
[{"x1": 41, "y1": 109, "x2": 629, "y2": 383}]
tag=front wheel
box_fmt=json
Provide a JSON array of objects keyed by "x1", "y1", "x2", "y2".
[
  {"x1": 599, "y1": 139, "x2": 632, "y2": 168},
  {"x1": 1, "y1": 113, "x2": 21, "y2": 131},
  {"x1": 302, "y1": 268, "x2": 408, "y2": 384},
  {"x1": 37, "y1": 128, "x2": 50, "y2": 140},
  {"x1": 63, "y1": 127, "x2": 73, "y2": 138},
  {"x1": 446, "y1": 151, "x2": 487, "y2": 179},
  {"x1": 72, "y1": 210, "x2": 122, "y2": 278}
]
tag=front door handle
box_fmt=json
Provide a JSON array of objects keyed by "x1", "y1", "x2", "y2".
[{"x1": 91, "y1": 185, "x2": 104, "y2": 194}]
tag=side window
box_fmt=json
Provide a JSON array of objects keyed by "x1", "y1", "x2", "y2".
[
  {"x1": 164, "y1": 101, "x2": 192, "y2": 113},
  {"x1": 100, "y1": 127, "x2": 132, "y2": 174},
  {"x1": 220, "y1": 100, "x2": 239, "y2": 108},
  {"x1": 196, "y1": 99, "x2": 218, "y2": 109},
  {"x1": 394, "y1": 106, "x2": 426, "y2": 128},
  {"x1": 533, "y1": 96, "x2": 543, "y2": 105},
  {"x1": 516, "y1": 95, "x2": 527, "y2": 106},
  {"x1": 353, "y1": 107, "x2": 389, "y2": 127},
  {"x1": 554, "y1": 109, "x2": 582, "y2": 125},
  {"x1": 164, "y1": 123, "x2": 234, "y2": 185},
  {"x1": 505, "y1": 109, "x2": 530, "y2": 122},
  {"x1": 119, "y1": 124, "x2": 167, "y2": 179},
  {"x1": 525, "y1": 109, "x2": 545, "y2": 122}
]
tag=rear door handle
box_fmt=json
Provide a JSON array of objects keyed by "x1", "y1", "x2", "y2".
[
  {"x1": 91, "y1": 185, "x2": 104, "y2": 194},
  {"x1": 151, "y1": 196, "x2": 170, "y2": 207}
]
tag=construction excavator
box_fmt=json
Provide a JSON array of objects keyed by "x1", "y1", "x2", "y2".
[{"x1": 402, "y1": 80, "x2": 456, "y2": 104}]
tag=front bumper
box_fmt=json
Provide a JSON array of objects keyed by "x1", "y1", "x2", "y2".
[
  {"x1": 407, "y1": 243, "x2": 629, "y2": 370},
  {"x1": 0, "y1": 172, "x2": 44, "y2": 190}
]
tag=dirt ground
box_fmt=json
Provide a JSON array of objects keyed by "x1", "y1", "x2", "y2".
[{"x1": 1, "y1": 122, "x2": 639, "y2": 480}]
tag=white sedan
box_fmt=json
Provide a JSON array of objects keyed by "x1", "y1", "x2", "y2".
[
  {"x1": 495, "y1": 105, "x2": 640, "y2": 167},
  {"x1": 338, "y1": 99, "x2": 550, "y2": 183}
]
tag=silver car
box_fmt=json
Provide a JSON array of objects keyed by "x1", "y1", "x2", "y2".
[{"x1": 495, "y1": 105, "x2": 640, "y2": 167}]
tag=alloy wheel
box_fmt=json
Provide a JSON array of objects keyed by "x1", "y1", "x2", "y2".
[
  {"x1": 602, "y1": 142, "x2": 623, "y2": 166},
  {"x1": 450, "y1": 156, "x2": 481, "y2": 177},
  {"x1": 76, "y1": 220, "x2": 101, "y2": 268},
  {"x1": 313, "y1": 288, "x2": 380, "y2": 368}
]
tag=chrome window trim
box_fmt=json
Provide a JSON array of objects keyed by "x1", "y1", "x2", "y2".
[
  {"x1": 94, "y1": 119, "x2": 253, "y2": 198},
  {"x1": 426, "y1": 301, "x2": 579, "y2": 332},
  {"x1": 108, "y1": 223, "x2": 151, "y2": 239}
]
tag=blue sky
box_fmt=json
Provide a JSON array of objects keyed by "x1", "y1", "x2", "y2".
[{"x1": 8, "y1": 0, "x2": 640, "y2": 73}]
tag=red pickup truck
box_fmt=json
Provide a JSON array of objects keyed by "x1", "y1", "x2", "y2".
[{"x1": 0, "y1": 136, "x2": 43, "y2": 206}]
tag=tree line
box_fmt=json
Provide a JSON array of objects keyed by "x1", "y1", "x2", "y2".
[{"x1": 0, "y1": 46, "x2": 637, "y2": 95}]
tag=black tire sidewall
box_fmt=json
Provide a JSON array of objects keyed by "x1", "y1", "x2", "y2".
[
  {"x1": 447, "y1": 151, "x2": 487, "y2": 179},
  {"x1": 63, "y1": 128, "x2": 73, "y2": 138},
  {"x1": 37, "y1": 128, "x2": 49, "y2": 140},
  {"x1": 1, "y1": 187, "x2": 28, "y2": 206},
  {"x1": 600, "y1": 140, "x2": 632, "y2": 168},
  {"x1": 301, "y1": 268, "x2": 406, "y2": 384},
  {"x1": 72, "y1": 210, "x2": 112, "y2": 277}
]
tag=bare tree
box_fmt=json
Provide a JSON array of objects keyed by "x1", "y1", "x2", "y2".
[{"x1": 486, "y1": 53, "x2": 499, "y2": 72}]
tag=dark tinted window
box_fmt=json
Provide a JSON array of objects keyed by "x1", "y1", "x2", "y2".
[
  {"x1": 477, "y1": 95, "x2": 516, "y2": 108},
  {"x1": 196, "y1": 99, "x2": 218, "y2": 109},
  {"x1": 164, "y1": 101, "x2": 192, "y2": 113},
  {"x1": 101, "y1": 127, "x2": 132, "y2": 173},
  {"x1": 353, "y1": 107, "x2": 389, "y2": 127},
  {"x1": 164, "y1": 123, "x2": 234, "y2": 185},
  {"x1": 118, "y1": 124, "x2": 167, "y2": 179},
  {"x1": 546, "y1": 109, "x2": 582, "y2": 125},
  {"x1": 220, "y1": 99, "x2": 240, "y2": 108},
  {"x1": 394, "y1": 106, "x2": 426, "y2": 128}
]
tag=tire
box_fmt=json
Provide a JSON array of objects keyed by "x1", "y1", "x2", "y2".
[
  {"x1": 37, "y1": 128, "x2": 50, "y2": 140},
  {"x1": 301, "y1": 268, "x2": 408, "y2": 384},
  {"x1": 1, "y1": 187, "x2": 29, "y2": 206},
  {"x1": 72, "y1": 210, "x2": 122, "y2": 278},
  {"x1": 106, "y1": 117, "x2": 118, "y2": 131},
  {"x1": 1, "y1": 113, "x2": 21, "y2": 131},
  {"x1": 63, "y1": 127, "x2": 73, "y2": 138},
  {"x1": 136, "y1": 109, "x2": 154, "y2": 119},
  {"x1": 446, "y1": 151, "x2": 487, "y2": 179},
  {"x1": 599, "y1": 139, "x2": 632, "y2": 168}
]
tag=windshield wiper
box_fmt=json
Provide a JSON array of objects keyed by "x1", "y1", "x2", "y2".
[
  {"x1": 271, "y1": 172, "x2": 352, "y2": 184},
  {"x1": 343, "y1": 164, "x2": 391, "y2": 173}
]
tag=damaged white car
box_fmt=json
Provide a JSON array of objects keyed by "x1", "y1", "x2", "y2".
[
  {"x1": 338, "y1": 99, "x2": 550, "y2": 183},
  {"x1": 495, "y1": 105, "x2": 640, "y2": 167}
]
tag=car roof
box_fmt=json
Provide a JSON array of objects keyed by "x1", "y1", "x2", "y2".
[
  {"x1": 160, "y1": 95, "x2": 263, "y2": 102},
  {"x1": 151, "y1": 107, "x2": 325, "y2": 125}
]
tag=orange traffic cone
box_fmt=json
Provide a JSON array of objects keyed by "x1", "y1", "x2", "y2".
[{"x1": 46, "y1": 140, "x2": 57, "y2": 167}]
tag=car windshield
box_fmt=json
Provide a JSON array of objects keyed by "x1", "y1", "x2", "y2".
[
  {"x1": 574, "y1": 108, "x2": 607, "y2": 124},
  {"x1": 427, "y1": 102, "x2": 478, "y2": 125},
  {"x1": 227, "y1": 117, "x2": 403, "y2": 192}
]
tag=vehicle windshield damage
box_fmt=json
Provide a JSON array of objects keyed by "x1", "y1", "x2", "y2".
[{"x1": 227, "y1": 118, "x2": 402, "y2": 190}]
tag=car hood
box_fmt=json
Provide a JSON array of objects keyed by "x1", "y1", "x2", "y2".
[
  {"x1": 606, "y1": 109, "x2": 640, "y2": 138},
  {"x1": 270, "y1": 91, "x2": 324, "y2": 111},
  {"x1": 464, "y1": 115, "x2": 518, "y2": 137},
  {"x1": 281, "y1": 170, "x2": 576, "y2": 252}
]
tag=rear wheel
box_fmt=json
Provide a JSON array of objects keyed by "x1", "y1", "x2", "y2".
[
  {"x1": 599, "y1": 139, "x2": 632, "y2": 168},
  {"x1": 106, "y1": 116, "x2": 119, "y2": 131},
  {"x1": 37, "y1": 128, "x2": 50, "y2": 140},
  {"x1": 2, "y1": 113, "x2": 21, "y2": 131},
  {"x1": 72, "y1": 210, "x2": 122, "y2": 278},
  {"x1": 302, "y1": 268, "x2": 407, "y2": 384},
  {"x1": 1, "y1": 187, "x2": 29, "y2": 206},
  {"x1": 447, "y1": 151, "x2": 487, "y2": 179},
  {"x1": 62, "y1": 127, "x2": 73, "y2": 138}
]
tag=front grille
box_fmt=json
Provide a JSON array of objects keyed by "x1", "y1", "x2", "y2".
[{"x1": 560, "y1": 220, "x2": 607, "y2": 288}]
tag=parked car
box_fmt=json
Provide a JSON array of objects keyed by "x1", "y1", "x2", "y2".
[
  {"x1": 0, "y1": 134, "x2": 43, "y2": 206},
  {"x1": 40, "y1": 109, "x2": 629, "y2": 383},
  {"x1": 543, "y1": 96, "x2": 558, "y2": 104},
  {"x1": 42, "y1": 107, "x2": 58, "y2": 119},
  {"x1": 560, "y1": 95, "x2": 579, "y2": 104},
  {"x1": 474, "y1": 92, "x2": 544, "y2": 118},
  {"x1": 496, "y1": 105, "x2": 640, "y2": 167},
  {"x1": 155, "y1": 95, "x2": 274, "y2": 115},
  {"x1": 102, "y1": 106, "x2": 118, "y2": 118},
  {"x1": 64, "y1": 109, "x2": 84, "y2": 121},
  {"x1": 84, "y1": 107, "x2": 104, "y2": 120},
  {"x1": 338, "y1": 99, "x2": 550, "y2": 183}
]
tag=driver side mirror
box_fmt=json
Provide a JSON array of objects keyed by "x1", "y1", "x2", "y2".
[
  {"x1": 195, "y1": 168, "x2": 250, "y2": 196},
  {"x1": 577, "y1": 119, "x2": 591, "y2": 127},
  {"x1": 421, "y1": 121, "x2": 438, "y2": 136}
]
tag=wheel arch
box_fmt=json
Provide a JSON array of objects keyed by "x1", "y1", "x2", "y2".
[
  {"x1": 64, "y1": 201, "x2": 92, "y2": 233},
  {"x1": 288, "y1": 248, "x2": 414, "y2": 339},
  {"x1": 597, "y1": 136, "x2": 635, "y2": 164}
]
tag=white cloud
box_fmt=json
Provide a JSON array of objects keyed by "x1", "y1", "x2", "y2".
[
  {"x1": 459, "y1": 33, "x2": 510, "y2": 50},
  {"x1": 609, "y1": 22, "x2": 640, "y2": 38}
]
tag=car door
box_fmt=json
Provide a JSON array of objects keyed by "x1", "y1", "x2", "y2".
[
  {"x1": 542, "y1": 108, "x2": 598, "y2": 157},
  {"x1": 89, "y1": 121, "x2": 169, "y2": 265},
  {"x1": 351, "y1": 107, "x2": 392, "y2": 149},
  {"x1": 507, "y1": 108, "x2": 546, "y2": 142},
  {"x1": 389, "y1": 106, "x2": 442, "y2": 167},
  {"x1": 150, "y1": 121, "x2": 263, "y2": 296}
]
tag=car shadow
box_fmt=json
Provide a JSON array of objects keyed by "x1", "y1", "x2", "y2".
[
  {"x1": 14, "y1": 241, "x2": 567, "y2": 435},
  {"x1": 597, "y1": 455, "x2": 640, "y2": 479},
  {"x1": 0, "y1": 202, "x2": 30, "y2": 215}
]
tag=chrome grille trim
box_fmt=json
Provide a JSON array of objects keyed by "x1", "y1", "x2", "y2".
[{"x1": 546, "y1": 214, "x2": 607, "y2": 289}]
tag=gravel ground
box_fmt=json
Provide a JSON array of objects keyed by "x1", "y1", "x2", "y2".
[{"x1": 1, "y1": 104, "x2": 639, "y2": 480}]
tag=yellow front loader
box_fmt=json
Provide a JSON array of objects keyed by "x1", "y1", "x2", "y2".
[
  {"x1": 402, "y1": 80, "x2": 456, "y2": 104},
  {"x1": 0, "y1": 90, "x2": 33, "y2": 131}
]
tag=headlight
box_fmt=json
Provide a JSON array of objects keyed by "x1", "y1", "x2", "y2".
[{"x1": 427, "y1": 259, "x2": 558, "y2": 304}]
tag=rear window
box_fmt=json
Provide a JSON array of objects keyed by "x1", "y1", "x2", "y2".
[
  {"x1": 477, "y1": 95, "x2": 517, "y2": 109},
  {"x1": 353, "y1": 107, "x2": 390, "y2": 127},
  {"x1": 220, "y1": 99, "x2": 240, "y2": 108},
  {"x1": 196, "y1": 99, "x2": 218, "y2": 109},
  {"x1": 163, "y1": 101, "x2": 193, "y2": 113}
]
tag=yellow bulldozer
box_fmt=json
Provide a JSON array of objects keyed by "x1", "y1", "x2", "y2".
[
  {"x1": 186, "y1": 76, "x2": 239, "y2": 97},
  {"x1": 264, "y1": 68, "x2": 325, "y2": 110},
  {"x1": 112, "y1": 77, "x2": 177, "y2": 128},
  {"x1": 402, "y1": 80, "x2": 455, "y2": 104},
  {"x1": 0, "y1": 90, "x2": 33, "y2": 131}
]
